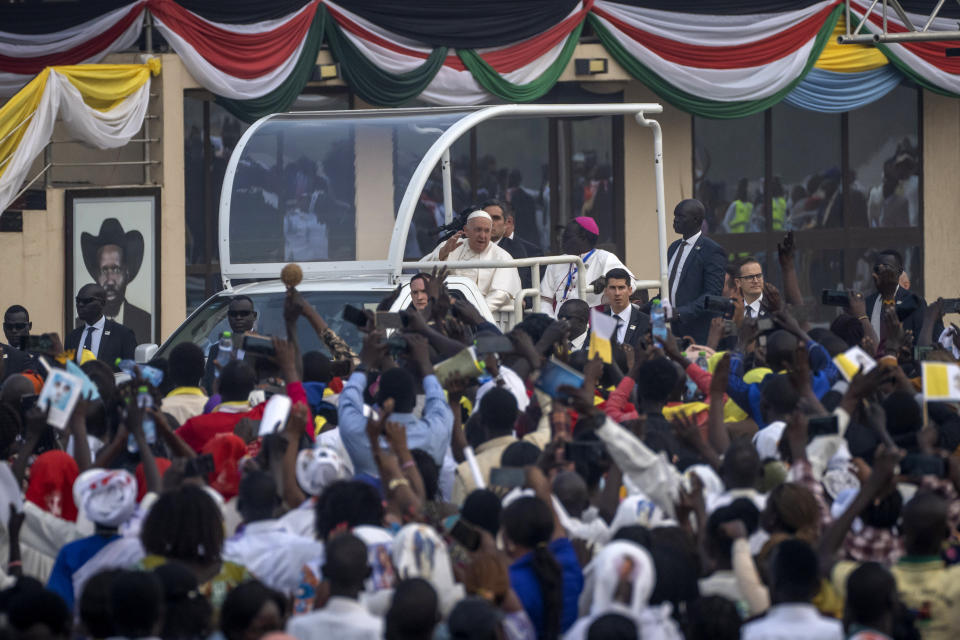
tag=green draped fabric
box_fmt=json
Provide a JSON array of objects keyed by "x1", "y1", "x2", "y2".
[
  {"x1": 325, "y1": 11, "x2": 447, "y2": 107},
  {"x1": 216, "y1": 5, "x2": 326, "y2": 122},
  {"x1": 589, "y1": 5, "x2": 842, "y2": 119},
  {"x1": 458, "y1": 21, "x2": 584, "y2": 102}
]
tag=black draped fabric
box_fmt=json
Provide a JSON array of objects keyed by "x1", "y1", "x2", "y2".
[
  {"x1": 331, "y1": 0, "x2": 581, "y2": 48},
  {"x1": 616, "y1": 0, "x2": 960, "y2": 18},
  {"x1": 0, "y1": 0, "x2": 132, "y2": 34},
  {"x1": 173, "y1": 0, "x2": 313, "y2": 23}
]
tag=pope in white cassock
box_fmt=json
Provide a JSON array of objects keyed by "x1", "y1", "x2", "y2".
[{"x1": 421, "y1": 210, "x2": 522, "y2": 311}]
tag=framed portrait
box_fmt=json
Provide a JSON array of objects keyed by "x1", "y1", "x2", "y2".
[{"x1": 65, "y1": 188, "x2": 161, "y2": 346}]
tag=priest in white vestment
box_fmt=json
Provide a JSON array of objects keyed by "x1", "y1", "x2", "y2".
[{"x1": 421, "y1": 210, "x2": 521, "y2": 311}]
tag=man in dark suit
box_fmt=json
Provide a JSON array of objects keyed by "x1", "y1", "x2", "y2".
[
  {"x1": 666, "y1": 199, "x2": 726, "y2": 344},
  {"x1": 65, "y1": 284, "x2": 136, "y2": 370},
  {"x1": 736, "y1": 257, "x2": 769, "y2": 320},
  {"x1": 865, "y1": 249, "x2": 937, "y2": 342},
  {"x1": 81, "y1": 218, "x2": 152, "y2": 345},
  {"x1": 597, "y1": 268, "x2": 650, "y2": 349},
  {"x1": 484, "y1": 199, "x2": 542, "y2": 292},
  {"x1": 202, "y1": 295, "x2": 258, "y2": 394}
]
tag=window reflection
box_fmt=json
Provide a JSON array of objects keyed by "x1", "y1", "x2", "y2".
[
  {"x1": 694, "y1": 113, "x2": 764, "y2": 235},
  {"x1": 850, "y1": 86, "x2": 920, "y2": 229}
]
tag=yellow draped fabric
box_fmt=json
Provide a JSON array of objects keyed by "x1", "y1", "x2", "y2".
[
  {"x1": 57, "y1": 59, "x2": 162, "y2": 111},
  {"x1": 0, "y1": 69, "x2": 50, "y2": 182},
  {"x1": 815, "y1": 14, "x2": 889, "y2": 72},
  {"x1": 0, "y1": 60, "x2": 160, "y2": 182}
]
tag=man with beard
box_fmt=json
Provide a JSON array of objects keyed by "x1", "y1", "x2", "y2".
[{"x1": 80, "y1": 218, "x2": 151, "y2": 344}]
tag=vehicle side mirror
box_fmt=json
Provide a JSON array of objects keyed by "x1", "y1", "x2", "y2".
[{"x1": 135, "y1": 343, "x2": 158, "y2": 364}]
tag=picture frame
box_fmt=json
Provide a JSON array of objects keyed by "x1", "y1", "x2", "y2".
[{"x1": 65, "y1": 188, "x2": 161, "y2": 346}]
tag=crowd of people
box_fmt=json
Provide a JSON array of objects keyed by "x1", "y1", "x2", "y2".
[{"x1": 0, "y1": 197, "x2": 958, "y2": 640}]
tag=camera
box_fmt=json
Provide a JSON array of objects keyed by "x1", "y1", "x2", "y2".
[{"x1": 704, "y1": 295, "x2": 735, "y2": 317}]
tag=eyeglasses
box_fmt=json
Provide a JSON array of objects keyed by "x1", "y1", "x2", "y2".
[
  {"x1": 2, "y1": 322, "x2": 27, "y2": 331},
  {"x1": 228, "y1": 309, "x2": 253, "y2": 318},
  {"x1": 76, "y1": 296, "x2": 102, "y2": 305},
  {"x1": 737, "y1": 273, "x2": 764, "y2": 282},
  {"x1": 99, "y1": 265, "x2": 123, "y2": 277}
]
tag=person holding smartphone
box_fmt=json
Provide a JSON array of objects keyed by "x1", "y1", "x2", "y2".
[{"x1": 202, "y1": 296, "x2": 258, "y2": 394}]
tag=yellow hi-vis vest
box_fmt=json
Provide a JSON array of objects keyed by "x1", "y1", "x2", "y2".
[
  {"x1": 772, "y1": 197, "x2": 786, "y2": 231},
  {"x1": 729, "y1": 200, "x2": 753, "y2": 233}
]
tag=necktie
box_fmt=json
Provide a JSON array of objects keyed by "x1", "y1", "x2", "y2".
[
  {"x1": 614, "y1": 315, "x2": 624, "y2": 345},
  {"x1": 669, "y1": 241, "x2": 687, "y2": 300},
  {"x1": 79, "y1": 326, "x2": 95, "y2": 362},
  {"x1": 745, "y1": 306, "x2": 753, "y2": 319}
]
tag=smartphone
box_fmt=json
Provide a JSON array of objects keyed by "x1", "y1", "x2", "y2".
[
  {"x1": 375, "y1": 311, "x2": 404, "y2": 330},
  {"x1": 821, "y1": 289, "x2": 851, "y2": 307},
  {"x1": 474, "y1": 335, "x2": 515, "y2": 356},
  {"x1": 386, "y1": 334, "x2": 408, "y2": 354},
  {"x1": 449, "y1": 518, "x2": 482, "y2": 552},
  {"x1": 915, "y1": 345, "x2": 935, "y2": 361},
  {"x1": 942, "y1": 298, "x2": 960, "y2": 314},
  {"x1": 330, "y1": 359, "x2": 352, "y2": 378},
  {"x1": 807, "y1": 415, "x2": 839, "y2": 440},
  {"x1": 185, "y1": 453, "x2": 215, "y2": 478},
  {"x1": 591, "y1": 277, "x2": 606, "y2": 294},
  {"x1": 242, "y1": 334, "x2": 276, "y2": 357},
  {"x1": 757, "y1": 317, "x2": 775, "y2": 333},
  {"x1": 651, "y1": 301, "x2": 667, "y2": 344},
  {"x1": 343, "y1": 304, "x2": 369, "y2": 328},
  {"x1": 489, "y1": 467, "x2": 526, "y2": 489},
  {"x1": 23, "y1": 334, "x2": 54, "y2": 352},
  {"x1": 704, "y1": 295, "x2": 735, "y2": 316},
  {"x1": 900, "y1": 453, "x2": 947, "y2": 478},
  {"x1": 534, "y1": 358, "x2": 584, "y2": 401}
]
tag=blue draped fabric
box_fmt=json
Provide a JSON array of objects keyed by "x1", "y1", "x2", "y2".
[{"x1": 783, "y1": 65, "x2": 904, "y2": 113}]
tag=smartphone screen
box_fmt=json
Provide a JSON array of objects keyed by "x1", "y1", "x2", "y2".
[
  {"x1": 821, "y1": 290, "x2": 850, "y2": 307},
  {"x1": 807, "y1": 415, "x2": 839, "y2": 440},
  {"x1": 343, "y1": 305, "x2": 369, "y2": 328},
  {"x1": 474, "y1": 335, "x2": 515, "y2": 355},
  {"x1": 375, "y1": 311, "x2": 404, "y2": 330},
  {"x1": 242, "y1": 334, "x2": 276, "y2": 356},
  {"x1": 449, "y1": 519, "x2": 482, "y2": 552},
  {"x1": 488, "y1": 467, "x2": 526, "y2": 489}
]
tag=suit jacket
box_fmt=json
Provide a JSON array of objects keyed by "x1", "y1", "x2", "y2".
[
  {"x1": 666, "y1": 234, "x2": 726, "y2": 344},
  {"x1": 65, "y1": 318, "x2": 136, "y2": 371},
  {"x1": 1, "y1": 344, "x2": 34, "y2": 380},
  {"x1": 595, "y1": 304, "x2": 651, "y2": 349},
  {"x1": 865, "y1": 288, "x2": 939, "y2": 342},
  {"x1": 498, "y1": 236, "x2": 543, "y2": 290},
  {"x1": 121, "y1": 302, "x2": 152, "y2": 346}
]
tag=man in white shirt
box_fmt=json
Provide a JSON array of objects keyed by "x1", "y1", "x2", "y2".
[
  {"x1": 287, "y1": 533, "x2": 383, "y2": 640},
  {"x1": 741, "y1": 538, "x2": 843, "y2": 640},
  {"x1": 541, "y1": 217, "x2": 635, "y2": 315},
  {"x1": 223, "y1": 471, "x2": 320, "y2": 595},
  {"x1": 737, "y1": 257, "x2": 766, "y2": 320},
  {"x1": 556, "y1": 299, "x2": 589, "y2": 352},
  {"x1": 421, "y1": 211, "x2": 521, "y2": 311}
]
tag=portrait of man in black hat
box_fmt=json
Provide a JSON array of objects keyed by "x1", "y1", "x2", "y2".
[{"x1": 80, "y1": 218, "x2": 151, "y2": 344}]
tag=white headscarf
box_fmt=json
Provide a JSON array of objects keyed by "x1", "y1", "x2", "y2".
[
  {"x1": 391, "y1": 523, "x2": 464, "y2": 617},
  {"x1": 72, "y1": 469, "x2": 137, "y2": 527},
  {"x1": 296, "y1": 446, "x2": 349, "y2": 497},
  {"x1": 609, "y1": 493, "x2": 676, "y2": 534}
]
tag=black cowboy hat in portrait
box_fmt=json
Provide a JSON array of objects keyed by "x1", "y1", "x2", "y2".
[{"x1": 78, "y1": 217, "x2": 151, "y2": 344}]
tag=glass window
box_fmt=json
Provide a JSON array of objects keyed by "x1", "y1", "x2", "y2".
[
  {"x1": 693, "y1": 88, "x2": 923, "y2": 315},
  {"x1": 772, "y1": 104, "x2": 843, "y2": 230},
  {"x1": 694, "y1": 112, "x2": 764, "y2": 235},
  {"x1": 849, "y1": 86, "x2": 920, "y2": 228}
]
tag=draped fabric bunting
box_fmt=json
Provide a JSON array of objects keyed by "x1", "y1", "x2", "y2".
[
  {"x1": 782, "y1": 66, "x2": 903, "y2": 112},
  {"x1": 0, "y1": 2, "x2": 147, "y2": 97},
  {"x1": 9, "y1": 0, "x2": 960, "y2": 121},
  {"x1": 0, "y1": 60, "x2": 160, "y2": 214},
  {"x1": 847, "y1": 1, "x2": 960, "y2": 97},
  {"x1": 589, "y1": 1, "x2": 842, "y2": 118}
]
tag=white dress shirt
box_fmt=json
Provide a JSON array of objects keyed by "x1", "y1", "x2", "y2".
[
  {"x1": 744, "y1": 294, "x2": 764, "y2": 319},
  {"x1": 741, "y1": 603, "x2": 843, "y2": 640},
  {"x1": 286, "y1": 596, "x2": 383, "y2": 640},
  {"x1": 667, "y1": 231, "x2": 701, "y2": 304},
  {"x1": 612, "y1": 305, "x2": 632, "y2": 344},
  {"x1": 223, "y1": 519, "x2": 321, "y2": 594},
  {"x1": 77, "y1": 315, "x2": 106, "y2": 362}
]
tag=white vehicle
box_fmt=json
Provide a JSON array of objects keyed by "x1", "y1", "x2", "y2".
[{"x1": 144, "y1": 105, "x2": 669, "y2": 363}]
